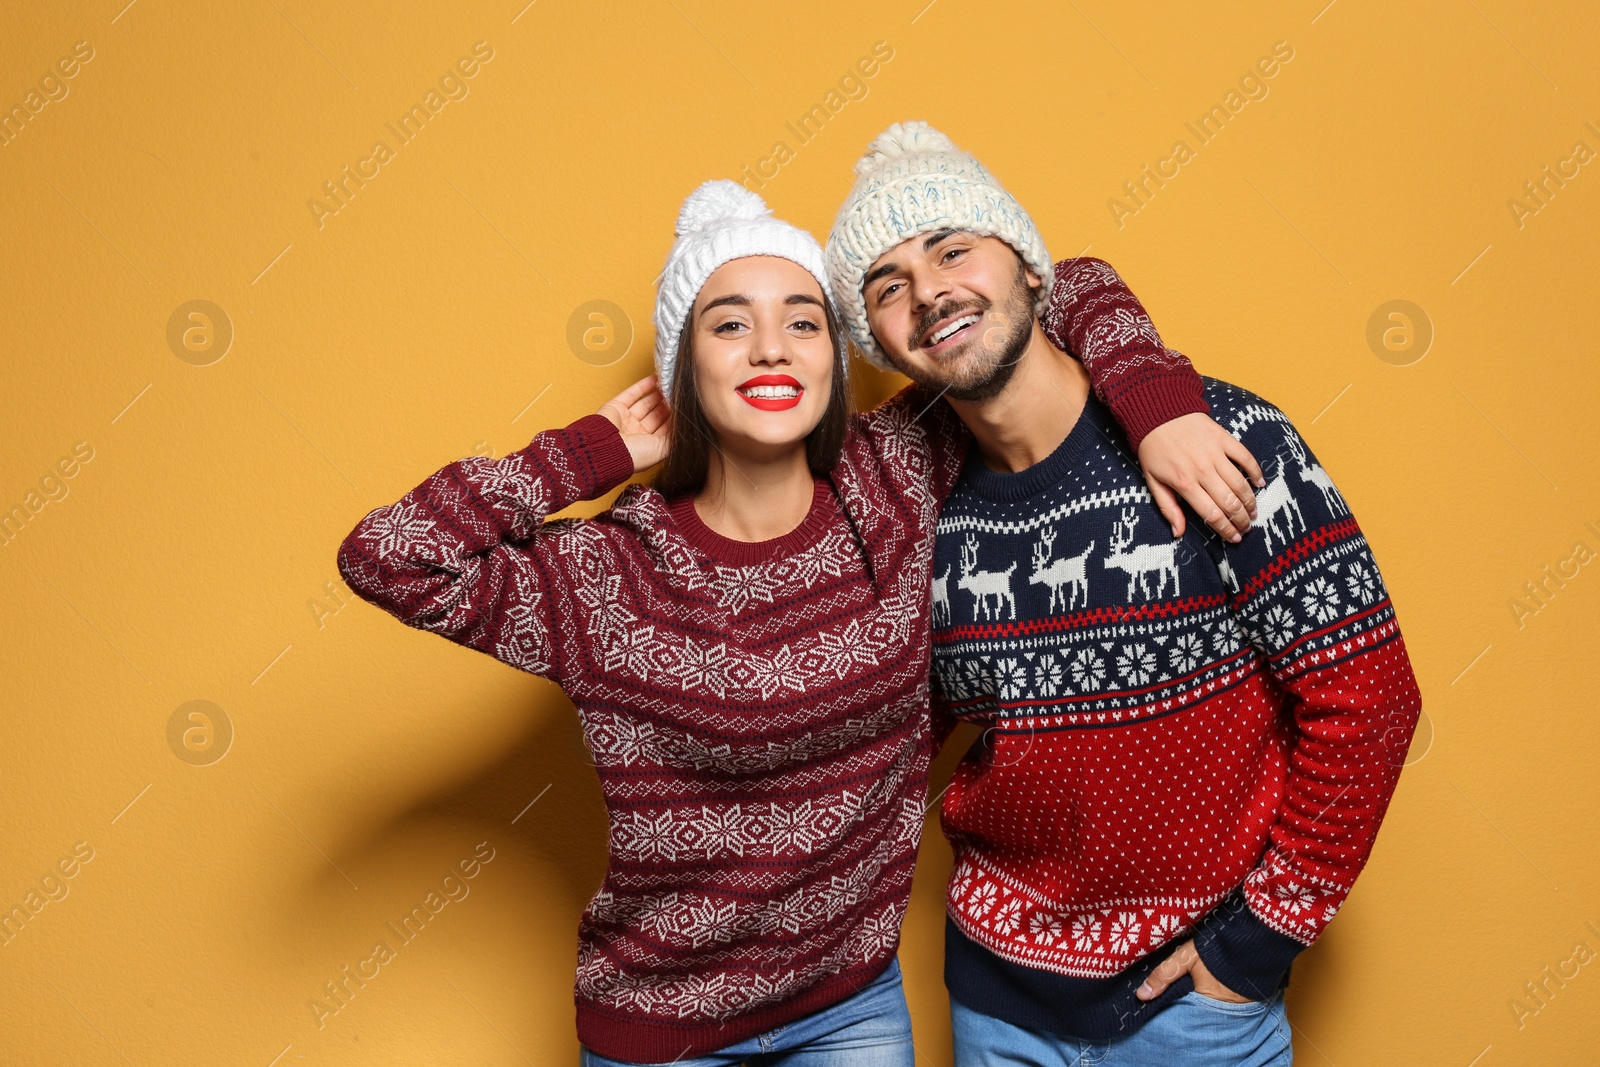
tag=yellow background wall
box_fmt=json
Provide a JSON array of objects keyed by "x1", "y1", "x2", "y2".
[{"x1": 3, "y1": 1, "x2": 1597, "y2": 1063}]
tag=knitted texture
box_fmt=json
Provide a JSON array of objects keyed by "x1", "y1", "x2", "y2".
[
  {"x1": 334, "y1": 260, "x2": 1206, "y2": 1061},
  {"x1": 1041, "y1": 257, "x2": 1210, "y2": 450},
  {"x1": 825, "y1": 121, "x2": 1055, "y2": 369},
  {"x1": 653, "y1": 180, "x2": 835, "y2": 400},
  {"x1": 928, "y1": 378, "x2": 1423, "y2": 1040}
]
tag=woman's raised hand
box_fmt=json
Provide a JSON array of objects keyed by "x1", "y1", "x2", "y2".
[{"x1": 598, "y1": 375, "x2": 672, "y2": 473}]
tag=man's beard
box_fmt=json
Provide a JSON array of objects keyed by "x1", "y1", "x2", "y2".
[{"x1": 886, "y1": 261, "x2": 1035, "y2": 403}]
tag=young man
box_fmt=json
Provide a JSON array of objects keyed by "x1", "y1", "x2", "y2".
[{"x1": 825, "y1": 122, "x2": 1423, "y2": 1064}]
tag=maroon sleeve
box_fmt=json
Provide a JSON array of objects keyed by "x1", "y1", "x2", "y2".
[
  {"x1": 1040, "y1": 257, "x2": 1210, "y2": 450},
  {"x1": 335, "y1": 414, "x2": 635, "y2": 682}
]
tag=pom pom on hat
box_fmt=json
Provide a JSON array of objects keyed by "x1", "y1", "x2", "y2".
[
  {"x1": 675, "y1": 179, "x2": 771, "y2": 237},
  {"x1": 853, "y1": 121, "x2": 958, "y2": 176}
]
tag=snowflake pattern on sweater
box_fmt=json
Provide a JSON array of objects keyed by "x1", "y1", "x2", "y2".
[{"x1": 930, "y1": 376, "x2": 1422, "y2": 1023}]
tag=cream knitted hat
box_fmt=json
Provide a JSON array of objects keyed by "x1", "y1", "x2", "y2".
[
  {"x1": 824, "y1": 121, "x2": 1054, "y2": 370},
  {"x1": 653, "y1": 180, "x2": 836, "y2": 400}
]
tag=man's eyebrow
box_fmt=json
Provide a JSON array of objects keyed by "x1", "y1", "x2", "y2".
[
  {"x1": 863, "y1": 262, "x2": 898, "y2": 288},
  {"x1": 784, "y1": 293, "x2": 824, "y2": 307},
  {"x1": 922, "y1": 228, "x2": 959, "y2": 251},
  {"x1": 701, "y1": 294, "x2": 752, "y2": 311}
]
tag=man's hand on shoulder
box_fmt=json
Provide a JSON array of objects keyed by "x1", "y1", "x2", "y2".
[{"x1": 1137, "y1": 413, "x2": 1265, "y2": 542}]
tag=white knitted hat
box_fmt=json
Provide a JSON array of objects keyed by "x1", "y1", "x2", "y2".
[
  {"x1": 653, "y1": 180, "x2": 836, "y2": 400},
  {"x1": 825, "y1": 121, "x2": 1054, "y2": 370}
]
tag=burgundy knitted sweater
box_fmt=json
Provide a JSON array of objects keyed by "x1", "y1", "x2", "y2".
[{"x1": 335, "y1": 258, "x2": 1200, "y2": 1061}]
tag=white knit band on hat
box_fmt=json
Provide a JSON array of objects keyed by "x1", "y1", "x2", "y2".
[
  {"x1": 824, "y1": 121, "x2": 1054, "y2": 371},
  {"x1": 653, "y1": 180, "x2": 837, "y2": 401}
]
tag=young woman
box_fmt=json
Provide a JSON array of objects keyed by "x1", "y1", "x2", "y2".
[{"x1": 335, "y1": 181, "x2": 1251, "y2": 1066}]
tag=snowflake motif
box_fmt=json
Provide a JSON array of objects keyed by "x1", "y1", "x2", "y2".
[
  {"x1": 1069, "y1": 648, "x2": 1106, "y2": 691},
  {"x1": 495, "y1": 585, "x2": 550, "y2": 673},
  {"x1": 993, "y1": 897, "x2": 1024, "y2": 936},
  {"x1": 1028, "y1": 910, "x2": 1063, "y2": 945},
  {"x1": 1107, "y1": 912, "x2": 1141, "y2": 954},
  {"x1": 668, "y1": 972, "x2": 732, "y2": 1019},
  {"x1": 951, "y1": 869, "x2": 975, "y2": 903},
  {"x1": 1088, "y1": 306, "x2": 1160, "y2": 351},
  {"x1": 710, "y1": 564, "x2": 779, "y2": 615},
  {"x1": 673, "y1": 638, "x2": 733, "y2": 697},
  {"x1": 678, "y1": 896, "x2": 740, "y2": 948},
  {"x1": 1148, "y1": 913, "x2": 1181, "y2": 947},
  {"x1": 1261, "y1": 603, "x2": 1299, "y2": 648},
  {"x1": 616, "y1": 810, "x2": 681, "y2": 862},
  {"x1": 743, "y1": 643, "x2": 811, "y2": 700},
  {"x1": 590, "y1": 716, "x2": 657, "y2": 768},
  {"x1": 364, "y1": 499, "x2": 437, "y2": 559},
  {"x1": 602, "y1": 622, "x2": 663, "y2": 677},
  {"x1": 1273, "y1": 881, "x2": 1317, "y2": 914},
  {"x1": 995, "y1": 658, "x2": 1028, "y2": 701},
  {"x1": 1070, "y1": 912, "x2": 1103, "y2": 952},
  {"x1": 1032, "y1": 655, "x2": 1065, "y2": 697},
  {"x1": 687, "y1": 805, "x2": 752, "y2": 858},
  {"x1": 579, "y1": 572, "x2": 636, "y2": 646},
  {"x1": 1116, "y1": 643, "x2": 1158, "y2": 687},
  {"x1": 969, "y1": 882, "x2": 998, "y2": 918},
  {"x1": 956, "y1": 657, "x2": 991, "y2": 699},
  {"x1": 1301, "y1": 577, "x2": 1342, "y2": 624},
  {"x1": 1344, "y1": 559, "x2": 1378, "y2": 605},
  {"x1": 634, "y1": 892, "x2": 684, "y2": 940},
  {"x1": 1168, "y1": 631, "x2": 1206, "y2": 675},
  {"x1": 764, "y1": 799, "x2": 831, "y2": 855}
]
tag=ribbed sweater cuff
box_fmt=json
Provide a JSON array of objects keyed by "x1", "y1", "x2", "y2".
[
  {"x1": 1109, "y1": 369, "x2": 1210, "y2": 452},
  {"x1": 563, "y1": 413, "x2": 636, "y2": 497},
  {"x1": 1190, "y1": 892, "x2": 1307, "y2": 1001}
]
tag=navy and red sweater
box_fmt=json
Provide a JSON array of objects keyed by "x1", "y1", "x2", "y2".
[{"x1": 930, "y1": 287, "x2": 1422, "y2": 1038}]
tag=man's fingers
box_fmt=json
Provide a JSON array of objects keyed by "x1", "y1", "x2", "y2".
[
  {"x1": 1137, "y1": 942, "x2": 1195, "y2": 1000},
  {"x1": 1145, "y1": 475, "x2": 1187, "y2": 539},
  {"x1": 1226, "y1": 435, "x2": 1266, "y2": 488}
]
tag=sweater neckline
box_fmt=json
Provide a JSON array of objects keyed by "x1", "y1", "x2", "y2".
[
  {"x1": 958, "y1": 391, "x2": 1117, "y2": 503},
  {"x1": 667, "y1": 476, "x2": 838, "y2": 566}
]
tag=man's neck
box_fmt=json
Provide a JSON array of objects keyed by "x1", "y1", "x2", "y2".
[{"x1": 947, "y1": 322, "x2": 1092, "y2": 474}]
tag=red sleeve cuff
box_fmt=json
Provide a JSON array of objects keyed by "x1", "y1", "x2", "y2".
[
  {"x1": 1110, "y1": 369, "x2": 1211, "y2": 451},
  {"x1": 565, "y1": 413, "x2": 637, "y2": 496}
]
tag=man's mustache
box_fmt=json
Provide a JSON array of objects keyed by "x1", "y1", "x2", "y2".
[{"x1": 911, "y1": 297, "x2": 991, "y2": 350}]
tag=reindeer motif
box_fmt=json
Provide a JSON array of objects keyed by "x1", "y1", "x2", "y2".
[
  {"x1": 931, "y1": 563, "x2": 953, "y2": 626},
  {"x1": 1287, "y1": 435, "x2": 1345, "y2": 514},
  {"x1": 1029, "y1": 528, "x2": 1095, "y2": 613},
  {"x1": 1102, "y1": 507, "x2": 1180, "y2": 600},
  {"x1": 957, "y1": 533, "x2": 1018, "y2": 621},
  {"x1": 1217, "y1": 553, "x2": 1240, "y2": 595},
  {"x1": 1254, "y1": 453, "x2": 1306, "y2": 553}
]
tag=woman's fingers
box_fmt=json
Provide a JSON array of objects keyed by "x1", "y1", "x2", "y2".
[
  {"x1": 1216, "y1": 457, "x2": 1257, "y2": 521},
  {"x1": 1196, "y1": 469, "x2": 1251, "y2": 541},
  {"x1": 1226, "y1": 434, "x2": 1266, "y2": 489}
]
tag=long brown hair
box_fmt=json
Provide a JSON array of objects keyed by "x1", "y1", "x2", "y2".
[{"x1": 653, "y1": 295, "x2": 853, "y2": 498}]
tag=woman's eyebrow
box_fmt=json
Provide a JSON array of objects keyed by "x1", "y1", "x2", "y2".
[
  {"x1": 785, "y1": 294, "x2": 823, "y2": 307},
  {"x1": 701, "y1": 294, "x2": 752, "y2": 311}
]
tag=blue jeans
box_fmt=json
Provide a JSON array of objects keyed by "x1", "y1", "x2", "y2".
[
  {"x1": 950, "y1": 987, "x2": 1292, "y2": 1066},
  {"x1": 579, "y1": 957, "x2": 914, "y2": 1067}
]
